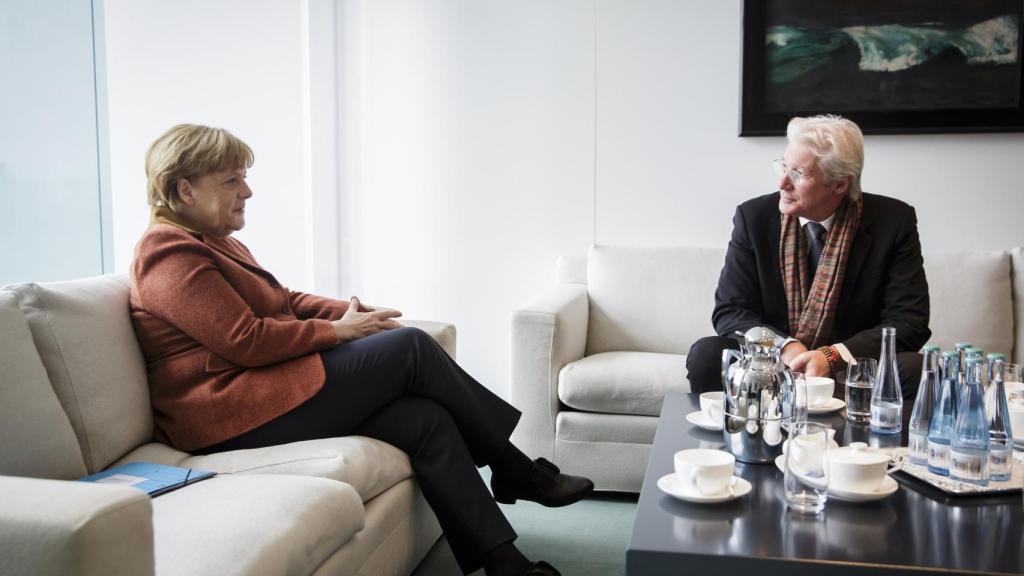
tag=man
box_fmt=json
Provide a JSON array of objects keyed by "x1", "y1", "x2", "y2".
[{"x1": 687, "y1": 115, "x2": 929, "y2": 397}]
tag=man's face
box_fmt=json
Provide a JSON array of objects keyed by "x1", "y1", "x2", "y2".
[{"x1": 777, "y1": 144, "x2": 847, "y2": 221}]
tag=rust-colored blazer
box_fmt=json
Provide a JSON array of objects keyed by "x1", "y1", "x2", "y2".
[{"x1": 130, "y1": 223, "x2": 348, "y2": 451}]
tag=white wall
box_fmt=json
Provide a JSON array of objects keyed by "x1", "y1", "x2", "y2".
[
  {"x1": 105, "y1": 0, "x2": 1024, "y2": 400},
  {"x1": 105, "y1": 0, "x2": 314, "y2": 290},
  {"x1": 338, "y1": 0, "x2": 595, "y2": 395}
]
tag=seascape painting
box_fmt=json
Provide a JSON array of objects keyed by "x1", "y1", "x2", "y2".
[{"x1": 740, "y1": 0, "x2": 1024, "y2": 135}]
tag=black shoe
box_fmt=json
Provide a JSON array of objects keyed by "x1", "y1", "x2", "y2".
[
  {"x1": 524, "y1": 561, "x2": 560, "y2": 576},
  {"x1": 491, "y1": 457, "x2": 594, "y2": 507}
]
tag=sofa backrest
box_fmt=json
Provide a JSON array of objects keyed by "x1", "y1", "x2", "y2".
[
  {"x1": 7, "y1": 274, "x2": 153, "y2": 473},
  {"x1": 0, "y1": 290, "x2": 87, "y2": 479},
  {"x1": 585, "y1": 245, "x2": 724, "y2": 356},
  {"x1": 923, "y1": 251, "x2": 1015, "y2": 359},
  {"x1": 569, "y1": 245, "x2": 1022, "y2": 361}
]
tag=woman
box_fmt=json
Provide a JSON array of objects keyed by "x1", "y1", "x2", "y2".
[{"x1": 130, "y1": 124, "x2": 592, "y2": 576}]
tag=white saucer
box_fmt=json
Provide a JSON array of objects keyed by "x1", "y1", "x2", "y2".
[
  {"x1": 829, "y1": 475, "x2": 899, "y2": 502},
  {"x1": 686, "y1": 411, "x2": 723, "y2": 431},
  {"x1": 808, "y1": 398, "x2": 846, "y2": 414},
  {"x1": 773, "y1": 455, "x2": 898, "y2": 502},
  {"x1": 657, "y1": 472, "x2": 752, "y2": 503}
]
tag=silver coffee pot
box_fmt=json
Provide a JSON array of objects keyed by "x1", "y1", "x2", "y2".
[{"x1": 720, "y1": 327, "x2": 798, "y2": 463}]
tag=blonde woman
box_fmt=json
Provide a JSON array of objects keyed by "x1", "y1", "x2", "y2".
[{"x1": 130, "y1": 124, "x2": 592, "y2": 576}]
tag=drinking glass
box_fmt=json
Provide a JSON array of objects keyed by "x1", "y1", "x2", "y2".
[
  {"x1": 1005, "y1": 363, "x2": 1023, "y2": 402},
  {"x1": 784, "y1": 422, "x2": 830, "y2": 514},
  {"x1": 846, "y1": 358, "x2": 877, "y2": 423},
  {"x1": 786, "y1": 372, "x2": 808, "y2": 431}
]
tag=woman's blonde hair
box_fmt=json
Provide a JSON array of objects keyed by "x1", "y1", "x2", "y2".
[
  {"x1": 145, "y1": 124, "x2": 254, "y2": 211},
  {"x1": 786, "y1": 115, "x2": 864, "y2": 200}
]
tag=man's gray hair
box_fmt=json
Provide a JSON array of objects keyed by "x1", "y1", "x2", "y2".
[{"x1": 786, "y1": 115, "x2": 864, "y2": 200}]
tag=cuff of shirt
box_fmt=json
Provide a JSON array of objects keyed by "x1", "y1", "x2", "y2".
[{"x1": 833, "y1": 343, "x2": 855, "y2": 365}]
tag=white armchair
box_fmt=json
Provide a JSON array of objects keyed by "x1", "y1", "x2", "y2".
[{"x1": 510, "y1": 246, "x2": 725, "y2": 492}]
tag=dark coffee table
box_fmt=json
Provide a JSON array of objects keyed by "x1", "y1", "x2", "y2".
[{"x1": 626, "y1": 390, "x2": 1024, "y2": 575}]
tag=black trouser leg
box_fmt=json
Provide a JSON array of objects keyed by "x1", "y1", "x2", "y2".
[
  {"x1": 686, "y1": 335, "x2": 740, "y2": 394},
  {"x1": 198, "y1": 327, "x2": 522, "y2": 574},
  {"x1": 896, "y1": 351, "x2": 923, "y2": 400},
  {"x1": 317, "y1": 326, "x2": 522, "y2": 464},
  {"x1": 354, "y1": 396, "x2": 516, "y2": 574}
]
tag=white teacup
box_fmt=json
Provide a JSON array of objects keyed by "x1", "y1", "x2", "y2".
[
  {"x1": 783, "y1": 428, "x2": 836, "y2": 456},
  {"x1": 674, "y1": 449, "x2": 735, "y2": 496},
  {"x1": 700, "y1": 391, "x2": 725, "y2": 425},
  {"x1": 787, "y1": 428, "x2": 832, "y2": 472},
  {"x1": 1008, "y1": 398, "x2": 1024, "y2": 439},
  {"x1": 805, "y1": 376, "x2": 835, "y2": 408},
  {"x1": 828, "y1": 442, "x2": 889, "y2": 493},
  {"x1": 1005, "y1": 381, "x2": 1024, "y2": 403}
]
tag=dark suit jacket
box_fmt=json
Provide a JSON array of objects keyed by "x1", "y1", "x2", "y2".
[
  {"x1": 712, "y1": 191, "x2": 930, "y2": 357},
  {"x1": 130, "y1": 223, "x2": 349, "y2": 451}
]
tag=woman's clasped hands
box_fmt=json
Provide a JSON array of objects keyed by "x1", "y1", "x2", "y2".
[{"x1": 331, "y1": 296, "x2": 403, "y2": 343}]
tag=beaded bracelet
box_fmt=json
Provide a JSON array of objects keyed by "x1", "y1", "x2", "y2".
[{"x1": 816, "y1": 345, "x2": 842, "y2": 375}]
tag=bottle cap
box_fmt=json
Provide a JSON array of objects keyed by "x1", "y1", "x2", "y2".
[
  {"x1": 966, "y1": 348, "x2": 984, "y2": 357},
  {"x1": 921, "y1": 344, "x2": 940, "y2": 353},
  {"x1": 955, "y1": 342, "x2": 973, "y2": 350},
  {"x1": 987, "y1": 352, "x2": 1006, "y2": 361}
]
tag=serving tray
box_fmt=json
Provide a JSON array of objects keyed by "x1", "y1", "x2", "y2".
[{"x1": 882, "y1": 446, "x2": 1023, "y2": 496}]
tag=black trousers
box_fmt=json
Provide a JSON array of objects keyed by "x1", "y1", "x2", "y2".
[
  {"x1": 686, "y1": 335, "x2": 922, "y2": 399},
  {"x1": 200, "y1": 327, "x2": 521, "y2": 574}
]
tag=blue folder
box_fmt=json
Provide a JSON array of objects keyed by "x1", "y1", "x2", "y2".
[{"x1": 78, "y1": 462, "x2": 215, "y2": 497}]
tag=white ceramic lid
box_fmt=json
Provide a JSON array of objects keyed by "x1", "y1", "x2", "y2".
[{"x1": 828, "y1": 442, "x2": 890, "y2": 467}]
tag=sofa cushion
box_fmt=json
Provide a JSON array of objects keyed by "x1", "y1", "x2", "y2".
[
  {"x1": 152, "y1": 474, "x2": 363, "y2": 576},
  {"x1": 586, "y1": 245, "x2": 724, "y2": 355},
  {"x1": 924, "y1": 251, "x2": 1014, "y2": 357},
  {"x1": 558, "y1": 351, "x2": 689, "y2": 416},
  {"x1": 113, "y1": 436, "x2": 413, "y2": 503},
  {"x1": 9, "y1": 275, "x2": 153, "y2": 473},
  {"x1": 0, "y1": 290, "x2": 87, "y2": 479}
]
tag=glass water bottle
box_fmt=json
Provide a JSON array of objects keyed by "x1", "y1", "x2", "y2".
[
  {"x1": 985, "y1": 353, "x2": 1013, "y2": 481},
  {"x1": 954, "y1": 342, "x2": 972, "y2": 376},
  {"x1": 927, "y1": 356, "x2": 959, "y2": 476},
  {"x1": 949, "y1": 357, "x2": 990, "y2": 486},
  {"x1": 907, "y1": 345, "x2": 940, "y2": 465},
  {"x1": 870, "y1": 327, "x2": 903, "y2": 434},
  {"x1": 940, "y1": 351, "x2": 961, "y2": 422}
]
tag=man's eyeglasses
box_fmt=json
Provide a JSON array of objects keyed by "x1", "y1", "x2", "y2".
[{"x1": 773, "y1": 159, "x2": 808, "y2": 185}]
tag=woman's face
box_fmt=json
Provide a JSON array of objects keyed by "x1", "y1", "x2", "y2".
[{"x1": 176, "y1": 168, "x2": 252, "y2": 237}]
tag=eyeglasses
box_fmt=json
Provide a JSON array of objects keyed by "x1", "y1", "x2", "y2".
[{"x1": 773, "y1": 159, "x2": 808, "y2": 185}]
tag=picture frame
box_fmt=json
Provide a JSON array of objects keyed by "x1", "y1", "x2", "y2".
[{"x1": 740, "y1": 0, "x2": 1024, "y2": 136}]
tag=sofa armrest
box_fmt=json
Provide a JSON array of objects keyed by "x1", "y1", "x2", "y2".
[
  {"x1": 0, "y1": 475, "x2": 154, "y2": 576},
  {"x1": 400, "y1": 319, "x2": 457, "y2": 360},
  {"x1": 510, "y1": 284, "x2": 589, "y2": 460}
]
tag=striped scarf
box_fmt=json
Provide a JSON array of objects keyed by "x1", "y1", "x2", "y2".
[{"x1": 780, "y1": 195, "x2": 862, "y2": 348}]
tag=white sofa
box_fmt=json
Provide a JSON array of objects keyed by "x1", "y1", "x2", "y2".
[
  {"x1": 510, "y1": 245, "x2": 1024, "y2": 493},
  {"x1": 0, "y1": 274, "x2": 456, "y2": 576}
]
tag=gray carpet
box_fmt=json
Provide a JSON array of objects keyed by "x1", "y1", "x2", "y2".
[{"x1": 412, "y1": 470, "x2": 638, "y2": 576}]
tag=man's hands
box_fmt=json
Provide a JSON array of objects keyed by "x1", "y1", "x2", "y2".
[
  {"x1": 782, "y1": 340, "x2": 831, "y2": 377},
  {"x1": 331, "y1": 296, "x2": 403, "y2": 343}
]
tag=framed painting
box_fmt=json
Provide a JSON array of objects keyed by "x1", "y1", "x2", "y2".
[{"x1": 740, "y1": 0, "x2": 1024, "y2": 135}]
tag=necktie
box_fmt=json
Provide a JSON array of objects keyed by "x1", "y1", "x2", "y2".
[{"x1": 806, "y1": 222, "x2": 827, "y2": 279}]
